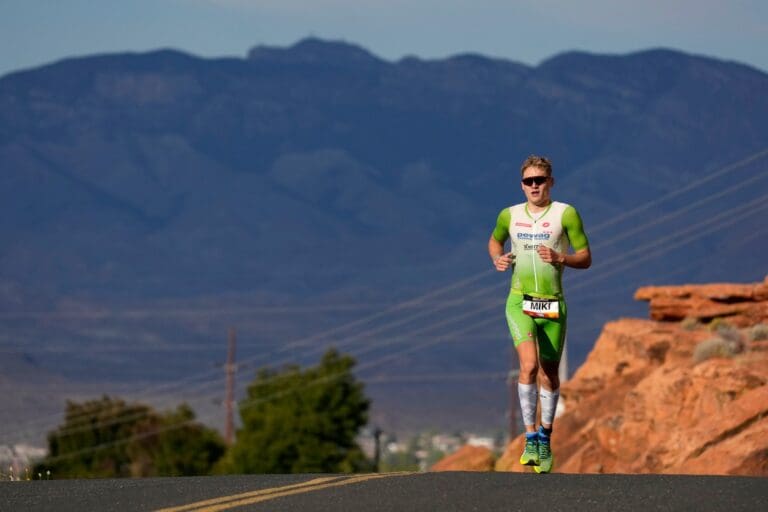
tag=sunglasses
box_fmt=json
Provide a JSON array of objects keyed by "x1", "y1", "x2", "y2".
[{"x1": 521, "y1": 176, "x2": 549, "y2": 186}]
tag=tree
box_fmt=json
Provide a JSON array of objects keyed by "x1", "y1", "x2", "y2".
[
  {"x1": 35, "y1": 396, "x2": 224, "y2": 478},
  {"x1": 126, "y1": 403, "x2": 226, "y2": 477},
  {"x1": 221, "y1": 349, "x2": 372, "y2": 473}
]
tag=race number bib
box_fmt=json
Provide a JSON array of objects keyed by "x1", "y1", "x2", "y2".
[{"x1": 522, "y1": 294, "x2": 560, "y2": 319}]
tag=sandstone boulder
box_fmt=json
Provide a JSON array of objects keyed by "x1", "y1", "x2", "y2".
[
  {"x1": 430, "y1": 445, "x2": 495, "y2": 472},
  {"x1": 634, "y1": 277, "x2": 768, "y2": 326}
]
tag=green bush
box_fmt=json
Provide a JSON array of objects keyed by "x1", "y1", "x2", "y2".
[
  {"x1": 220, "y1": 348, "x2": 372, "y2": 474},
  {"x1": 34, "y1": 396, "x2": 225, "y2": 478}
]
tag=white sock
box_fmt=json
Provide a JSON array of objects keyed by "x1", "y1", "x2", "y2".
[
  {"x1": 540, "y1": 387, "x2": 560, "y2": 427},
  {"x1": 517, "y1": 382, "x2": 538, "y2": 428}
]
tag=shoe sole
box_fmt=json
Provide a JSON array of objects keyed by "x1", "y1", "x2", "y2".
[
  {"x1": 519, "y1": 456, "x2": 539, "y2": 466},
  {"x1": 534, "y1": 458, "x2": 554, "y2": 473}
]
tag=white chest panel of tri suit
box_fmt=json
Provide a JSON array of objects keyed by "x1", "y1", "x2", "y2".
[{"x1": 507, "y1": 201, "x2": 571, "y2": 298}]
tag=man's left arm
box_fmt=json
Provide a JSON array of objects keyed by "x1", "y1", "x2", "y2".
[
  {"x1": 537, "y1": 205, "x2": 591, "y2": 269},
  {"x1": 558, "y1": 247, "x2": 591, "y2": 269},
  {"x1": 561, "y1": 205, "x2": 591, "y2": 268}
]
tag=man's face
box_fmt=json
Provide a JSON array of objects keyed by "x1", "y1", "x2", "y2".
[{"x1": 520, "y1": 166, "x2": 553, "y2": 207}]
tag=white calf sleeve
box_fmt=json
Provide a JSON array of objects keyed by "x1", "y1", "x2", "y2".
[
  {"x1": 517, "y1": 382, "x2": 538, "y2": 427},
  {"x1": 540, "y1": 387, "x2": 560, "y2": 426}
]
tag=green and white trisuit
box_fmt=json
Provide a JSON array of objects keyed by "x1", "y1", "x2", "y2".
[{"x1": 491, "y1": 200, "x2": 589, "y2": 362}]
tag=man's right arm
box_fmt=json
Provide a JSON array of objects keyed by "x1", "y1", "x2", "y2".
[
  {"x1": 489, "y1": 235, "x2": 505, "y2": 263},
  {"x1": 489, "y1": 208, "x2": 513, "y2": 271}
]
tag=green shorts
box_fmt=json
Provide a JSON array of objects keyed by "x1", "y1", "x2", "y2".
[{"x1": 505, "y1": 293, "x2": 567, "y2": 362}]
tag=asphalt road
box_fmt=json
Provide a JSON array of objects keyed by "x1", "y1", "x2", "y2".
[{"x1": 2, "y1": 472, "x2": 766, "y2": 512}]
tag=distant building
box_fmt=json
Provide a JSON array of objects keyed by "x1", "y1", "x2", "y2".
[
  {"x1": 431, "y1": 434, "x2": 462, "y2": 454},
  {"x1": 0, "y1": 444, "x2": 47, "y2": 480},
  {"x1": 467, "y1": 436, "x2": 495, "y2": 450}
]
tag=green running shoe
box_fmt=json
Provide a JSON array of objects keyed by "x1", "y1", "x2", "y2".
[
  {"x1": 534, "y1": 428, "x2": 553, "y2": 473},
  {"x1": 519, "y1": 432, "x2": 540, "y2": 466}
]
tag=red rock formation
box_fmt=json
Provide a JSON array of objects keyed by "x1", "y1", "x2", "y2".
[
  {"x1": 634, "y1": 276, "x2": 768, "y2": 326},
  {"x1": 431, "y1": 445, "x2": 495, "y2": 472},
  {"x1": 492, "y1": 278, "x2": 768, "y2": 475}
]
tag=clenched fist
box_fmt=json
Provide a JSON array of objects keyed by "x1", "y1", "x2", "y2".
[
  {"x1": 537, "y1": 245, "x2": 565, "y2": 266},
  {"x1": 493, "y1": 252, "x2": 515, "y2": 272}
]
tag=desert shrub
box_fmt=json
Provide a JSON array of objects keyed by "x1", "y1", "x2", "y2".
[
  {"x1": 692, "y1": 336, "x2": 744, "y2": 364},
  {"x1": 715, "y1": 323, "x2": 745, "y2": 345},
  {"x1": 707, "y1": 317, "x2": 730, "y2": 332},
  {"x1": 749, "y1": 323, "x2": 768, "y2": 341},
  {"x1": 680, "y1": 316, "x2": 701, "y2": 331}
]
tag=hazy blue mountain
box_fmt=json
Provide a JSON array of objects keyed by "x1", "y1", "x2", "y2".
[{"x1": 1, "y1": 38, "x2": 766, "y2": 440}]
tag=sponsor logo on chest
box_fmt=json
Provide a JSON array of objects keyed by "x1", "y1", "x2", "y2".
[{"x1": 516, "y1": 232, "x2": 551, "y2": 241}]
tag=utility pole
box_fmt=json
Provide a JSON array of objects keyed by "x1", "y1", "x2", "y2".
[
  {"x1": 559, "y1": 341, "x2": 569, "y2": 384},
  {"x1": 373, "y1": 427, "x2": 382, "y2": 473},
  {"x1": 507, "y1": 368, "x2": 520, "y2": 441},
  {"x1": 225, "y1": 327, "x2": 237, "y2": 445}
]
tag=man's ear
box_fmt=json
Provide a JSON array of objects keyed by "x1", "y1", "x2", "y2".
[{"x1": 550, "y1": 177, "x2": 555, "y2": 188}]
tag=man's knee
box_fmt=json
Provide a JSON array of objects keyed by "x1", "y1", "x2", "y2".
[
  {"x1": 539, "y1": 363, "x2": 560, "y2": 389},
  {"x1": 519, "y1": 359, "x2": 539, "y2": 381}
]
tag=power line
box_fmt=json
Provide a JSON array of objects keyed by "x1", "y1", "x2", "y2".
[
  {"x1": 590, "y1": 169, "x2": 768, "y2": 251},
  {"x1": 572, "y1": 196, "x2": 768, "y2": 291},
  {"x1": 36, "y1": 307, "x2": 513, "y2": 464},
  {"x1": 363, "y1": 373, "x2": 508, "y2": 384},
  {"x1": 588, "y1": 147, "x2": 768, "y2": 236},
  {"x1": 1, "y1": 276, "x2": 497, "y2": 433},
  {"x1": 0, "y1": 302, "x2": 401, "y2": 320}
]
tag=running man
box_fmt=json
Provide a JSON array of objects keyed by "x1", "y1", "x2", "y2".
[{"x1": 488, "y1": 155, "x2": 591, "y2": 473}]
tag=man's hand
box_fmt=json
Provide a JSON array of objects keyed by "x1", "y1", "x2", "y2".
[
  {"x1": 537, "y1": 245, "x2": 564, "y2": 266},
  {"x1": 493, "y1": 252, "x2": 515, "y2": 272}
]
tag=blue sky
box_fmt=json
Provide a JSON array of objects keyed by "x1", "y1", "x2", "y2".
[{"x1": 2, "y1": 0, "x2": 767, "y2": 77}]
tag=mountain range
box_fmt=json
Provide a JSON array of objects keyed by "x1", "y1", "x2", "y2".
[{"x1": 1, "y1": 38, "x2": 767, "y2": 442}]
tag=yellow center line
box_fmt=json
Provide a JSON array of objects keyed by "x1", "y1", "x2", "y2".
[
  {"x1": 154, "y1": 472, "x2": 415, "y2": 512},
  {"x1": 193, "y1": 472, "x2": 414, "y2": 512},
  {"x1": 153, "y1": 476, "x2": 345, "y2": 512}
]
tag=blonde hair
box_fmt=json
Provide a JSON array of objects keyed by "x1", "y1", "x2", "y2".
[{"x1": 520, "y1": 155, "x2": 553, "y2": 177}]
